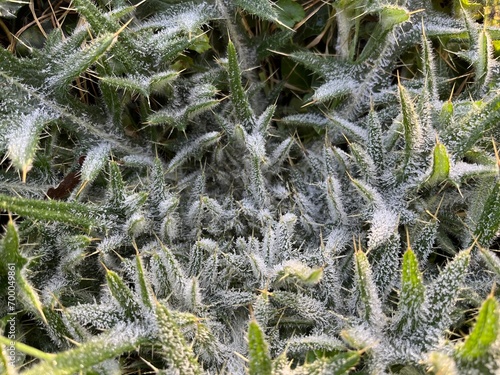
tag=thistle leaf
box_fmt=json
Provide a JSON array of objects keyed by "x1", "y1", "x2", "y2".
[
  {"x1": 226, "y1": 40, "x2": 255, "y2": 130},
  {"x1": 367, "y1": 108, "x2": 384, "y2": 173},
  {"x1": 297, "y1": 351, "x2": 360, "y2": 375},
  {"x1": 167, "y1": 131, "x2": 221, "y2": 172},
  {"x1": 398, "y1": 83, "x2": 423, "y2": 180},
  {"x1": 473, "y1": 178, "x2": 500, "y2": 247},
  {"x1": 155, "y1": 304, "x2": 202, "y2": 375},
  {"x1": 354, "y1": 248, "x2": 385, "y2": 328},
  {"x1": 108, "y1": 161, "x2": 125, "y2": 208},
  {"x1": 424, "y1": 141, "x2": 451, "y2": 188},
  {"x1": 0, "y1": 194, "x2": 99, "y2": 229},
  {"x1": 423, "y1": 249, "x2": 470, "y2": 341},
  {"x1": 135, "y1": 253, "x2": 153, "y2": 309},
  {"x1": 79, "y1": 143, "x2": 111, "y2": 189},
  {"x1": 19, "y1": 325, "x2": 146, "y2": 375},
  {"x1": 1, "y1": 219, "x2": 26, "y2": 268},
  {"x1": 248, "y1": 320, "x2": 272, "y2": 375},
  {"x1": 47, "y1": 33, "x2": 117, "y2": 89},
  {"x1": 105, "y1": 268, "x2": 142, "y2": 321},
  {"x1": 6, "y1": 108, "x2": 52, "y2": 182},
  {"x1": 456, "y1": 294, "x2": 499, "y2": 360},
  {"x1": 233, "y1": 0, "x2": 285, "y2": 28},
  {"x1": 393, "y1": 246, "x2": 425, "y2": 334}
]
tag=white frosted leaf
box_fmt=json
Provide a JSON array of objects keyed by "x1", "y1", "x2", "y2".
[
  {"x1": 368, "y1": 208, "x2": 399, "y2": 250},
  {"x1": 80, "y1": 143, "x2": 111, "y2": 182},
  {"x1": 7, "y1": 108, "x2": 52, "y2": 181}
]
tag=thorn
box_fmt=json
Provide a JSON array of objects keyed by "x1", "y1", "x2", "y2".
[
  {"x1": 75, "y1": 179, "x2": 89, "y2": 198},
  {"x1": 405, "y1": 226, "x2": 411, "y2": 251}
]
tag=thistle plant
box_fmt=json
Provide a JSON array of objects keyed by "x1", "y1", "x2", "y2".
[{"x1": 0, "y1": 0, "x2": 500, "y2": 374}]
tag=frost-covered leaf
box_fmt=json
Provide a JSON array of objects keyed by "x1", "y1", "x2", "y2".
[
  {"x1": 422, "y1": 249, "x2": 470, "y2": 343},
  {"x1": 474, "y1": 178, "x2": 500, "y2": 248},
  {"x1": 353, "y1": 248, "x2": 385, "y2": 328},
  {"x1": 19, "y1": 324, "x2": 147, "y2": 375},
  {"x1": 367, "y1": 108, "x2": 384, "y2": 173},
  {"x1": 226, "y1": 40, "x2": 255, "y2": 130},
  {"x1": 398, "y1": 83, "x2": 423, "y2": 180},
  {"x1": 167, "y1": 131, "x2": 221, "y2": 172},
  {"x1": 233, "y1": 0, "x2": 285, "y2": 27},
  {"x1": 295, "y1": 351, "x2": 360, "y2": 375},
  {"x1": 0, "y1": 194, "x2": 100, "y2": 229},
  {"x1": 313, "y1": 79, "x2": 356, "y2": 103},
  {"x1": 79, "y1": 143, "x2": 110, "y2": 188},
  {"x1": 155, "y1": 304, "x2": 202, "y2": 375},
  {"x1": 106, "y1": 268, "x2": 142, "y2": 321},
  {"x1": 6, "y1": 108, "x2": 52, "y2": 182},
  {"x1": 46, "y1": 33, "x2": 117, "y2": 89},
  {"x1": 368, "y1": 208, "x2": 399, "y2": 250}
]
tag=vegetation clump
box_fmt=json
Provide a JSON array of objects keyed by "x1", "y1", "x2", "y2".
[{"x1": 0, "y1": 0, "x2": 500, "y2": 373}]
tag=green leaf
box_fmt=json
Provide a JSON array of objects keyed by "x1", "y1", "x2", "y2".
[
  {"x1": 424, "y1": 141, "x2": 450, "y2": 188},
  {"x1": 380, "y1": 6, "x2": 409, "y2": 31},
  {"x1": 0, "y1": 194, "x2": 99, "y2": 229},
  {"x1": 72, "y1": 0, "x2": 139, "y2": 71},
  {"x1": 1, "y1": 219, "x2": 26, "y2": 269},
  {"x1": 478, "y1": 247, "x2": 500, "y2": 278},
  {"x1": 226, "y1": 40, "x2": 255, "y2": 130},
  {"x1": 456, "y1": 294, "x2": 499, "y2": 360},
  {"x1": 421, "y1": 33, "x2": 437, "y2": 102},
  {"x1": 274, "y1": 260, "x2": 323, "y2": 287},
  {"x1": 105, "y1": 268, "x2": 142, "y2": 320},
  {"x1": 447, "y1": 96, "x2": 500, "y2": 159},
  {"x1": 474, "y1": 178, "x2": 500, "y2": 247},
  {"x1": 354, "y1": 247, "x2": 384, "y2": 327},
  {"x1": 398, "y1": 83, "x2": 423, "y2": 180},
  {"x1": 298, "y1": 351, "x2": 360, "y2": 375},
  {"x1": 16, "y1": 326, "x2": 145, "y2": 375},
  {"x1": 233, "y1": 0, "x2": 287, "y2": 28},
  {"x1": 248, "y1": 320, "x2": 272, "y2": 375},
  {"x1": 275, "y1": 0, "x2": 305, "y2": 28},
  {"x1": 393, "y1": 246, "x2": 425, "y2": 333},
  {"x1": 108, "y1": 161, "x2": 125, "y2": 208},
  {"x1": 155, "y1": 304, "x2": 202, "y2": 375},
  {"x1": 188, "y1": 33, "x2": 211, "y2": 53},
  {"x1": 135, "y1": 253, "x2": 153, "y2": 309},
  {"x1": 1, "y1": 218, "x2": 46, "y2": 324},
  {"x1": 15, "y1": 274, "x2": 47, "y2": 324}
]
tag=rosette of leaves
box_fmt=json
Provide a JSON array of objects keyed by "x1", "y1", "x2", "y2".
[{"x1": 0, "y1": 0, "x2": 500, "y2": 374}]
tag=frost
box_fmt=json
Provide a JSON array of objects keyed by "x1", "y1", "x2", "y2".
[
  {"x1": 121, "y1": 155, "x2": 155, "y2": 168},
  {"x1": 313, "y1": 78, "x2": 357, "y2": 102},
  {"x1": 281, "y1": 113, "x2": 330, "y2": 129},
  {"x1": 80, "y1": 143, "x2": 111, "y2": 182},
  {"x1": 137, "y1": 2, "x2": 216, "y2": 36},
  {"x1": 368, "y1": 208, "x2": 399, "y2": 250},
  {"x1": 7, "y1": 108, "x2": 52, "y2": 179},
  {"x1": 449, "y1": 161, "x2": 497, "y2": 182}
]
